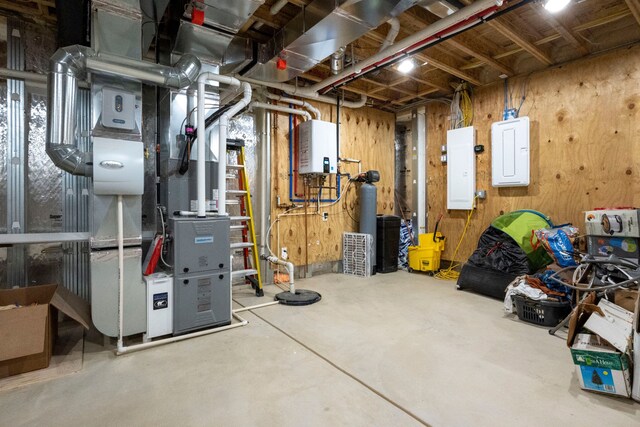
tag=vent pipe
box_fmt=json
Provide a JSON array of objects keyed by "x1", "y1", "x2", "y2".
[
  {"x1": 330, "y1": 47, "x2": 346, "y2": 75},
  {"x1": 379, "y1": 18, "x2": 400, "y2": 52},
  {"x1": 46, "y1": 45, "x2": 201, "y2": 176}
]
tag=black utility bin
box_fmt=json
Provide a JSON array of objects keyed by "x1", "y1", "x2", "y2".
[{"x1": 376, "y1": 215, "x2": 401, "y2": 273}]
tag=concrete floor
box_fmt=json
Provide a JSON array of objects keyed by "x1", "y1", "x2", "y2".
[{"x1": 0, "y1": 272, "x2": 638, "y2": 426}]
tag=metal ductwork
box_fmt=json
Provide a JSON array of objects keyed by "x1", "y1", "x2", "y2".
[
  {"x1": 46, "y1": 45, "x2": 202, "y2": 176},
  {"x1": 46, "y1": 46, "x2": 93, "y2": 176},
  {"x1": 241, "y1": 0, "x2": 418, "y2": 82},
  {"x1": 173, "y1": 0, "x2": 264, "y2": 64}
]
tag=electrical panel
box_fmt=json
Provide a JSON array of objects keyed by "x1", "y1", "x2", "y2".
[
  {"x1": 169, "y1": 216, "x2": 231, "y2": 335},
  {"x1": 446, "y1": 126, "x2": 476, "y2": 210},
  {"x1": 93, "y1": 137, "x2": 144, "y2": 195},
  {"x1": 102, "y1": 87, "x2": 137, "y2": 130},
  {"x1": 298, "y1": 120, "x2": 337, "y2": 174},
  {"x1": 145, "y1": 273, "x2": 173, "y2": 339},
  {"x1": 491, "y1": 116, "x2": 530, "y2": 187}
]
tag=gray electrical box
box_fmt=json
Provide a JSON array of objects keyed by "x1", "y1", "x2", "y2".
[{"x1": 169, "y1": 216, "x2": 231, "y2": 335}]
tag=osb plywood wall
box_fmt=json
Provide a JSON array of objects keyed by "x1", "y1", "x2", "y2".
[
  {"x1": 427, "y1": 44, "x2": 640, "y2": 263},
  {"x1": 269, "y1": 104, "x2": 395, "y2": 268}
]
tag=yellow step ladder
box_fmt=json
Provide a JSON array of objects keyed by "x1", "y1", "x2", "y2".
[{"x1": 227, "y1": 140, "x2": 263, "y2": 297}]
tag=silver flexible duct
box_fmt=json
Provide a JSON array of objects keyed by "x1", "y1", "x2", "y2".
[{"x1": 46, "y1": 45, "x2": 202, "y2": 176}]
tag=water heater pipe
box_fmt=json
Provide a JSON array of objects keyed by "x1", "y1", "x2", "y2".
[{"x1": 265, "y1": 93, "x2": 321, "y2": 120}]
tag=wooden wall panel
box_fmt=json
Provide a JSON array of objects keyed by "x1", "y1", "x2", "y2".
[
  {"x1": 269, "y1": 104, "x2": 396, "y2": 268},
  {"x1": 427, "y1": 44, "x2": 640, "y2": 263}
]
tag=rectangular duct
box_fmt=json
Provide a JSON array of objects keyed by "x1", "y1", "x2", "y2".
[{"x1": 242, "y1": 0, "x2": 418, "y2": 82}]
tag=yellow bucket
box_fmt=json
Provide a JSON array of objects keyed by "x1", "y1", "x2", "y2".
[{"x1": 408, "y1": 232, "x2": 445, "y2": 273}]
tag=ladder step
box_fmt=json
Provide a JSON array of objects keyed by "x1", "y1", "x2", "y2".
[
  {"x1": 230, "y1": 225, "x2": 246, "y2": 230},
  {"x1": 226, "y1": 200, "x2": 239, "y2": 205},
  {"x1": 231, "y1": 242, "x2": 255, "y2": 249},
  {"x1": 227, "y1": 190, "x2": 248, "y2": 195},
  {"x1": 232, "y1": 269, "x2": 258, "y2": 278},
  {"x1": 226, "y1": 164, "x2": 244, "y2": 170},
  {"x1": 230, "y1": 216, "x2": 251, "y2": 221}
]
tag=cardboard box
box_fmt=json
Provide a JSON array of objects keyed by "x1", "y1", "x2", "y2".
[
  {"x1": 0, "y1": 285, "x2": 91, "y2": 379},
  {"x1": 567, "y1": 293, "x2": 633, "y2": 398},
  {"x1": 586, "y1": 235, "x2": 639, "y2": 261},
  {"x1": 571, "y1": 333, "x2": 632, "y2": 397},
  {"x1": 615, "y1": 289, "x2": 639, "y2": 313},
  {"x1": 585, "y1": 209, "x2": 640, "y2": 238},
  {"x1": 632, "y1": 289, "x2": 640, "y2": 402}
]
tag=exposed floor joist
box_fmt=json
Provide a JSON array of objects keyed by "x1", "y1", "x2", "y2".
[{"x1": 625, "y1": 0, "x2": 640, "y2": 27}]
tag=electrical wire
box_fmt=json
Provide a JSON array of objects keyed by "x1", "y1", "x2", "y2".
[
  {"x1": 434, "y1": 198, "x2": 477, "y2": 281},
  {"x1": 156, "y1": 206, "x2": 172, "y2": 269}
]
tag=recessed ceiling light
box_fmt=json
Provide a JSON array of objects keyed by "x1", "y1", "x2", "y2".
[
  {"x1": 397, "y1": 58, "x2": 415, "y2": 74},
  {"x1": 544, "y1": 0, "x2": 570, "y2": 13}
]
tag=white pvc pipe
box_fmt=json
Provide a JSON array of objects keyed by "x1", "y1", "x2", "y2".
[
  {"x1": 233, "y1": 301, "x2": 281, "y2": 313},
  {"x1": 270, "y1": 0, "x2": 289, "y2": 15},
  {"x1": 379, "y1": 17, "x2": 400, "y2": 52},
  {"x1": 116, "y1": 312, "x2": 249, "y2": 355},
  {"x1": 197, "y1": 73, "x2": 246, "y2": 217},
  {"x1": 265, "y1": 255, "x2": 295, "y2": 294},
  {"x1": 237, "y1": 75, "x2": 367, "y2": 109},
  {"x1": 305, "y1": 0, "x2": 502, "y2": 92},
  {"x1": 116, "y1": 195, "x2": 125, "y2": 353},
  {"x1": 266, "y1": 93, "x2": 321, "y2": 120},
  {"x1": 250, "y1": 102, "x2": 311, "y2": 121}
]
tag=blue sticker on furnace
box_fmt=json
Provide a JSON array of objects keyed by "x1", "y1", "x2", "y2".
[{"x1": 195, "y1": 236, "x2": 214, "y2": 244}]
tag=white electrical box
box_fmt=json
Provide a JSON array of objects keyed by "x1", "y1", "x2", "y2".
[
  {"x1": 447, "y1": 126, "x2": 476, "y2": 210},
  {"x1": 102, "y1": 87, "x2": 137, "y2": 130},
  {"x1": 145, "y1": 273, "x2": 173, "y2": 339},
  {"x1": 93, "y1": 137, "x2": 144, "y2": 195},
  {"x1": 491, "y1": 116, "x2": 530, "y2": 187},
  {"x1": 298, "y1": 120, "x2": 337, "y2": 174}
]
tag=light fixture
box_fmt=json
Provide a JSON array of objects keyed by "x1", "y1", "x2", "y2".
[
  {"x1": 397, "y1": 58, "x2": 415, "y2": 74},
  {"x1": 544, "y1": 0, "x2": 570, "y2": 13}
]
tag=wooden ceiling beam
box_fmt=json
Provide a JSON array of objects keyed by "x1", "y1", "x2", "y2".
[
  {"x1": 396, "y1": 88, "x2": 441, "y2": 104},
  {"x1": 461, "y1": 6, "x2": 633, "y2": 70},
  {"x1": 401, "y1": 10, "x2": 514, "y2": 77},
  {"x1": 302, "y1": 72, "x2": 394, "y2": 102},
  {"x1": 445, "y1": 38, "x2": 514, "y2": 76},
  {"x1": 0, "y1": 0, "x2": 55, "y2": 21},
  {"x1": 361, "y1": 31, "x2": 480, "y2": 88},
  {"x1": 534, "y1": 4, "x2": 589, "y2": 56},
  {"x1": 625, "y1": 0, "x2": 640, "y2": 27},
  {"x1": 459, "y1": 0, "x2": 552, "y2": 65},
  {"x1": 488, "y1": 19, "x2": 553, "y2": 65},
  {"x1": 415, "y1": 52, "x2": 482, "y2": 86}
]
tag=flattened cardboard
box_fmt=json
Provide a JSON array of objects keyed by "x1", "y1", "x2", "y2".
[
  {"x1": 50, "y1": 285, "x2": 91, "y2": 329},
  {"x1": 584, "y1": 299, "x2": 634, "y2": 354}
]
